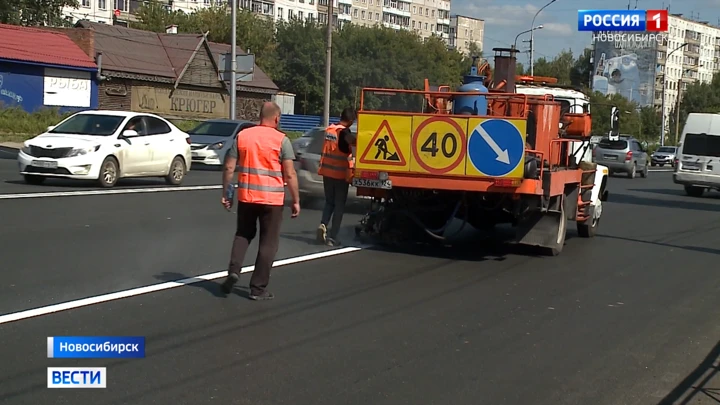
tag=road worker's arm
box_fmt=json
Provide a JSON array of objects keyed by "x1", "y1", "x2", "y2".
[
  {"x1": 280, "y1": 137, "x2": 300, "y2": 206},
  {"x1": 222, "y1": 140, "x2": 239, "y2": 201}
]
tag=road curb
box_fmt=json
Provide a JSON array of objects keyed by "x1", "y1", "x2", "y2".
[{"x1": 0, "y1": 142, "x2": 22, "y2": 150}]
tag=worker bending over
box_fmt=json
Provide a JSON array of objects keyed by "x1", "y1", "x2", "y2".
[
  {"x1": 316, "y1": 107, "x2": 356, "y2": 246},
  {"x1": 221, "y1": 101, "x2": 300, "y2": 300}
]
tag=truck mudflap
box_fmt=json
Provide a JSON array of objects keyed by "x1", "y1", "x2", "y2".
[{"x1": 515, "y1": 194, "x2": 567, "y2": 256}]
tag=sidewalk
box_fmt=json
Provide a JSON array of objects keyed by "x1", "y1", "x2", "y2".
[{"x1": 0, "y1": 142, "x2": 22, "y2": 150}]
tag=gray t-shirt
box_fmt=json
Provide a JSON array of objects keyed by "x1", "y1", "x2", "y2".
[{"x1": 226, "y1": 130, "x2": 295, "y2": 162}]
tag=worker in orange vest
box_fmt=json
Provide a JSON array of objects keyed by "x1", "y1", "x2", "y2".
[
  {"x1": 316, "y1": 107, "x2": 356, "y2": 246},
  {"x1": 220, "y1": 101, "x2": 300, "y2": 300}
]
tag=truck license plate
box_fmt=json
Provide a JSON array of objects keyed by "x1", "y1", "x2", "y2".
[
  {"x1": 352, "y1": 178, "x2": 392, "y2": 189},
  {"x1": 32, "y1": 160, "x2": 58, "y2": 169}
]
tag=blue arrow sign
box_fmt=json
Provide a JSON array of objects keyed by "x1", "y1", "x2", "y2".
[{"x1": 467, "y1": 119, "x2": 524, "y2": 177}]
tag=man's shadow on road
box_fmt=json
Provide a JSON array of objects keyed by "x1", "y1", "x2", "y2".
[{"x1": 154, "y1": 272, "x2": 252, "y2": 299}]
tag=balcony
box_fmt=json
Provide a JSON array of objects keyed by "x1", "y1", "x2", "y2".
[
  {"x1": 382, "y1": 21, "x2": 401, "y2": 30},
  {"x1": 382, "y1": 7, "x2": 410, "y2": 17},
  {"x1": 338, "y1": 0, "x2": 352, "y2": 5},
  {"x1": 685, "y1": 47, "x2": 700, "y2": 57},
  {"x1": 338, "y1": 13, "x2": 351, "y2": 20},
  {"x1": 685, "y1": 34, "x2": 700, "y2": 45},
  {"x1": 436, "y1": 17, "x2": 449, "y2": 25},
  {"x1": 683, "y1": 61, "x2": 699, "y2": 71}
]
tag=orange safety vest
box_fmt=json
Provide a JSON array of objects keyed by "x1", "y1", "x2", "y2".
[
  {"x1": 236, "y1": 126, "x2": 286, "y2": 205},
  {"x1": 318, "y1": 124, "x2": 352, "y2": 180}
]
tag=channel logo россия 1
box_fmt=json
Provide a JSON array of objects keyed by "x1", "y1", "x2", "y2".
[{"x1": 578, "y1": 9, "x2": 668, "y2": 32}]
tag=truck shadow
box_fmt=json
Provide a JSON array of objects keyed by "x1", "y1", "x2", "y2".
[
  {"x1": 656, "y1": 339, "x2": 720, "y2": 404},
  {"x1": 597, "y1": 234, "x2": 720, "y2": 256},
  {"x1": 608, "y1": 192, "x2": 720, "y2": 212}
]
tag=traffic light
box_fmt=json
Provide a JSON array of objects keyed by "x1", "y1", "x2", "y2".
[{"x1": 609, "y1": 106, "x2": 620, "y2": 140}]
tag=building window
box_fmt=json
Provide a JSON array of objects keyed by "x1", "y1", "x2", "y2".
[
  {"x1": 411, "y1": 20, "x2": 415, "y2": 28},
  {"x1": 319, "y1": 0, "x2": 328, "y2": 5},
  {"x1": 298, "y1": 10, "x2": 303, "y2": 19},
  {"x1": 430, "y1": 24, "x2": 434, "y2": 31},
  {"x1": 113, "y1": 0, "x2": 128, "y2": 11},
  {"x1": 277, "y1": 7, "x2": 283, "y2": 18},
  {"x1": 353, "y1": 8, "x2": 357, "y2": 17},
  {"x1": 418, "y1": 7, "x2": 422, "y2": 14},
  {"x1": 424, "y1": 22, "x2": 427, "y2": 30},
  {"x1": 308, "y1": 12, "x2": 313, "y2": 20},
  {"x1": 81, "y1": 0, "x2": 90, "y2": 6},
  {"x1": 98, "y1": 0, "x2": 106, "y2": 9},
  {"x1": 319, "y1": 12, "x2": 327, "y2": 22},
  {"x1": 412, "y1": 5, "x2": 416, "y2": 13},
  {"x1": 375, "y1": 12, "x2": 379, "y2": 20},
  {"x1": 362, "y1": 10, "x2": 366, "y2": 18},
  {"x1": 424, "y1": 8, "x2": 428, "y2": 15},
  {"x1": 431, "y1": 9, "x2": 434, "y2": 17}
]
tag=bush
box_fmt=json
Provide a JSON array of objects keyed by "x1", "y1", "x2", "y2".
[
  {"x1": 0, "y1": 106, "x2": 305, "y2": 143},
  {"x1": 0, "y1": 106, "x2": 72, "y2": 141}
]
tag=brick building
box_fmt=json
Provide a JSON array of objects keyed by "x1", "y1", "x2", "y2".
[{"x1": 64, "y1": 20, "x2": 278, "y2": 122}]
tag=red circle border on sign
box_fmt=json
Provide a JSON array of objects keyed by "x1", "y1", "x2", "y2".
[{"x1": 411, "y1": 116, "x2": 467, "y2": 174}]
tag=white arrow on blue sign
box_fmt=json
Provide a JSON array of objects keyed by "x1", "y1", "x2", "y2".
[{"x1": 467, "y1": 119, "x2": 525, "y2": 177}]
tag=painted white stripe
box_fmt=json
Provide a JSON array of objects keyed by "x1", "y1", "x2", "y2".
[
  {"x1": 648, "y1": 169, "x2": 674, "y2": 172},
  {"x1": 0, "y1": 185, "x2": 222, "y2": 199},
  {"x1": 0, "y1": 246, "x2": 364, "y2": 325}
]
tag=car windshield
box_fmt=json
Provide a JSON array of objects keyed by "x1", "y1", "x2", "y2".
[
  {"x1": 188, "y1": 122, "x2": 239, "y2": 137},
  {"x1": 49, "y1": 114, "x2": 125, "y2": 136},
  {"x1": 598, "y1": 139, "x2": 628, "y2": 150},
  {"x1": 682, "y1": 133, "x2": 720, "y2": 157},
  {"x1": 656, "y1": 147, "x2": 676, "y2": 153}
]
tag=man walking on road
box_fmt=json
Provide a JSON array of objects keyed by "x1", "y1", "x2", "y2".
[
  {"x1": 220, "y1": 101, "x2": 301, "y2": 300},
  {"x1": 316, "y1": 107, "x2": 356, "y2": 246}
]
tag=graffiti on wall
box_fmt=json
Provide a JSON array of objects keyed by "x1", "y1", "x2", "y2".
[{"x1": 0, "y1": 74, "x2": 24, "y2": 104}]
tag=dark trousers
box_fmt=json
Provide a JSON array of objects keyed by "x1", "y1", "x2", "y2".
[
  {"x1": 321, "y1": 176, "x2": 350, "y2": 239},
  {"x1": 228, "y1": 201, "x2": 284, "y2": 295}
]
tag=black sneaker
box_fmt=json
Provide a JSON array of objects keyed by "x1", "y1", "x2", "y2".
[
  {"x1": 325, "y1": 238, "x2": 341, "y2": 247},
  {"x1": 220, "y1": 273, "x2": 239, "y2": 294},
  {"x1": 249, "y1": 291, "x2": 274, "y2": 301}
]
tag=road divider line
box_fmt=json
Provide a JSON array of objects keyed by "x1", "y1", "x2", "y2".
[
  {"x1": 0, "y1": 185, "x2": 222, "y2": 199},
  {"x1": 0, "y1": 246, "x2": 365, "y2": 325}
]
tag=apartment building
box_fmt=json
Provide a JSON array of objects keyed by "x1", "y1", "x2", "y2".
[
  {"x1": 655, "y1": 14, "x2": 720, "y2": 135},
  {"x1": 448, "y1": 14, "x2": 483, "y2": 55}
]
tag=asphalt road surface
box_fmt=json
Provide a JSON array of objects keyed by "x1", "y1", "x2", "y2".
[{"x1": 2, "y1": 146, "x2": 720, "y2": 405}]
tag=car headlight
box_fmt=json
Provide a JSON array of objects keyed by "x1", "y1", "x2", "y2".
[
  {"x1": 208, "y1": 142, "x2": 224, "y2": 150},
  {"x1": 66, "y1": 145, "x2": 100, "y2": 157},
  {"x1": 21, "y1": 144, "x2": 31, "y2": 155}
]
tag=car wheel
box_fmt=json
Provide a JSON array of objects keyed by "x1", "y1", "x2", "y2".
[
  {"x1": 165, "y1": 156, "x2": 186, "y2": 185},
  {"x1": 684, "y1": 185, "x2": 704, "y2": 197},
  {"x1": 640, "y1": 163, "x2": 648, "y2": 178},
  {"x1": 627, "y1": 163, "x2": 636, "y2": 179},
  {"x1": 98, "y1": 157, "x2": 119, "y2": 188},
  {"x1": 24, "y1": 174, "x2": 46, "y2": 185}
]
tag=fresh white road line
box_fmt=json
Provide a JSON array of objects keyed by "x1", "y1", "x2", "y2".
[
  {"x1": 0, "y1": 246, "x2": 365, "y2": 325},
  {"x1": 0, "y1": 185, "x2": 222, "y2": 200}
]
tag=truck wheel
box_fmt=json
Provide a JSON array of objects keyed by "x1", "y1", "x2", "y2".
[
  {"x1": 627, "y1": 163, "x2": 636, "y2": 179},
  {"x1": 545, "y1": 200, "x2": 567, "y2": 256},
  {"x1": 684, "y1": 185, "x2": 704, "y2": 197},
  {"x1": 577, "y1": 202, "x2": 600, "y2": 238}
]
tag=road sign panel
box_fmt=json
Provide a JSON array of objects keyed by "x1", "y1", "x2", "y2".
[
  {"x1": 466, "y1": 118, "x2": 526, "y2": 178},
  {"x1": 410, "y1": 116, "x2": 468, "y2": 175},
  {"x1": 355, "y1": 113, "x2": 410, "y2": 171}
]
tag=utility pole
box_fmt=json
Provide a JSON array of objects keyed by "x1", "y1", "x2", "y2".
[
  {"x1": 530, "y1": 0, "x2": 555, "y2": 76},
  {"x1": 322, "y1": 0, "x2": 333, "y2": 127},
  {"x1": 230, "y1": 0, "x2": 237, "y2": 120}
]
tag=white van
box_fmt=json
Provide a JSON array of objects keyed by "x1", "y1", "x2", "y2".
[{"x1": 673, "y1": 113, "x2": 720, "y2": 197}]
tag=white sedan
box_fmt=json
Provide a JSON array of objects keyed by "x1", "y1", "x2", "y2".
[{"x1": 17, "y1": 110, "x2": 192, "y2": 188}]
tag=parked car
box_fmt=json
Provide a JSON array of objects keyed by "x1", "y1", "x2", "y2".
[
  {"x1": 650, "y1": 146, "x2": 677, "y2": 167},
  {"x1": 17, "y1": 111, "x2": 191, "y2": 188},
  {"x1": 592, "y1": 135, "x2": 649, "y2": 178},
  {"x1": 293, "y1": 124, "x2": 362, "y2": 203},
  {"x1": 188, "y1": 119, "x2": 256, "y2": 167}
]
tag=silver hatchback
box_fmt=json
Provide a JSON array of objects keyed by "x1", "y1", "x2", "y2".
[
  {"x1": 293, "y1": 126, "x2": 361, "y2": 204},
  {"x1": 593, "y1": 136, "x2": 649, "y2": 178}
]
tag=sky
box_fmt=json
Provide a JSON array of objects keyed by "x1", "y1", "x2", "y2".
[{"x1": 450, "y1": 0, "x2": 720, "y2": 64}]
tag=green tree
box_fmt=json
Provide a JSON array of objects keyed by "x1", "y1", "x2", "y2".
[
  {"x1": 0, "y1": 0, "x2": 79, "y2": 26},
  {"x1": 670, "y1": 74, "x2": 720, "y2": 143}
]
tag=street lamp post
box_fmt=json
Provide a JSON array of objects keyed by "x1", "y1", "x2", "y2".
[
  {"x1": 660, "y1": 42, "x2": 688, "y2": 146},
  {"x1": 530, "y1": 0, "x2": 556, "y2": 76},
  {"x1": 514, "y1": 25, "x2": 543, "y2": 51}
]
